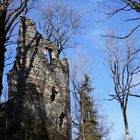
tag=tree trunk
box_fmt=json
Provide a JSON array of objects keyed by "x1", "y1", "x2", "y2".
[
  {"x1": 80, "y1": 93, "x2": 86, "y2": 140},
  {"x1": 0, "y1": 11, "x2": 6, "y2": 96},
  {"x1": 121, "y1": 106, "x2": 130, "y2": 140}
]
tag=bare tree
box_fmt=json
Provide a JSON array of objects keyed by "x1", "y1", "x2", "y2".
[
  {"x1": 105, "y1": 34, "x2": 140, "y2": 140},
  {"x1": 0, "y1": 0, "x2": 37, "y2": 96},
  {"x1": 39, "y1": 0, "x2": 80, "y2": 56},
  {"x1": 96, "y1": 0, "x2": 140, "y2": 39}
]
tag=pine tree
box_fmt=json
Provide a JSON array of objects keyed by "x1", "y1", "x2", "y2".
[
  {"x1": 78, "y1": 74, "x2": 101, "y2": 140},
  {"x1": 71, "y1": 73, "x2": 102, "y2": 140}
]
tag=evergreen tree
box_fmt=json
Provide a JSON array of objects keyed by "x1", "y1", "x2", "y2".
[
  {"x1": 71, "y1": 73, "x2": 102, "y2": 140},
  {"x1": 78, "y1": 74, "x2": 101, "y2": 140}
]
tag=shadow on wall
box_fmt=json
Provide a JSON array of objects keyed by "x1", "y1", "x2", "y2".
[{"x1": 0, "y1": 17, "x2": 70, "y2": 140}]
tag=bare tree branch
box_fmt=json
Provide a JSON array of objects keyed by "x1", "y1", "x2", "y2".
[
  {"x1": 105, "y1": 35, "x2": 140, "y2": 139},
  {"x1": 102, "y1": 24, "x2": 140, "y2": 39},
  {"x1": 97, "y1": 0, "x2": 140, "y2": 38},
  {"x1": 128, "y1": 93, "x2": 140, "y2": 97},
  {"x1": 0, "y1": 0, "x2": 37, "y2": 96},
  {"x1": 39, "y1": 0, "x2": 80, "y2": 56}
]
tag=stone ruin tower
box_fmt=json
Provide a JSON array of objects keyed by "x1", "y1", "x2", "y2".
[{"x1": 0, "y1": 17, "x2": 71, "y2": 140}]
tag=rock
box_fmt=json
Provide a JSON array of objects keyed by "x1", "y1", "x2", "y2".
[{"x1": 0, "y1": 17, "x2": 71, "y2": 140}]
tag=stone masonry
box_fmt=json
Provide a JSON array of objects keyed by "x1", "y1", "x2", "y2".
[{"x1": 0, "y1": 17, "x2": 71, "y2": 140}]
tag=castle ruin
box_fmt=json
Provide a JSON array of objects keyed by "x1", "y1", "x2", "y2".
[{"x1": 0, "y1": 17, "x2": 71, "y2": 140}]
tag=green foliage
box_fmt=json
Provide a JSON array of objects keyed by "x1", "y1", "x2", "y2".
[
  {"x1": 77, "y1": 73, "x2": 102, "y2": 140},
  {"x1": 79, "y1": 73, "x2": 93, "y2": 94},
  {"x1": 45, "y1": 40, "x2": 51, "y2": 45}
]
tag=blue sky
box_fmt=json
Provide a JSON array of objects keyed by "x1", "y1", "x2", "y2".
[
  {"x1": 2, "y1": 0, "x2": 140, "y2": 139},
  {"x1": 64, "y1": 0, "x2": 140, "y2": 139}
]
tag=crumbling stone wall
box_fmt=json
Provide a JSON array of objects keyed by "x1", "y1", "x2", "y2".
[{"x1": 0, "y1": 17, "x2": 71, "y2": 140}]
